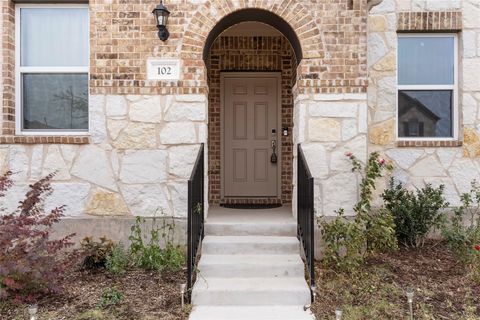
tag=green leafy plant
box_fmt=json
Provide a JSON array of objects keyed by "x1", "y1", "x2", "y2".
[
  {"x1": 320, "y1": 209, "x2": 365, "y2": 271},
  {"x1": 129, "y1": 213, "x2": 185, "y2": 272},
  {"x1": 319, "y1": 152, "x2": 397, "y2": 272},
  {"x1": 80, "y1": 236, "x2": 115, "y2": 270},
  {"x1": 105, "y1": 243, "x2": 129, "y2": 274},
  {"x1": 442, "y1": 180, "x2": 480, "y2": 281},
  {"x1": 0, "y1": 172, "x2": 77, "y2": 303},
  {"x1": 97, "y1": 287, "x2": 122, "y2": 309},
  {"x1": 382, "y1": 178, "x2": 448, "y2": 247}
]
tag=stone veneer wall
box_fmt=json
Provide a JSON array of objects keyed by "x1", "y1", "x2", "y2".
[
  {"x1": 206, "y1": 35, "x2": 296, "y2": 205},
  {"x1": 0, "y1": 0, "x2": 370, "y2": 249},
  {"x1": 1, "y1": 94, "x2": 207, "y2": 219},
  {"x1": 294, "y1": 93, "x2": 368, "y2": 216},
  {"x1": 367, "y1": 0, "x2": 480, "y2": 207}
]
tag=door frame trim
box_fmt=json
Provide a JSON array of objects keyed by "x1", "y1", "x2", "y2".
[{"x1": 220, "y1": 71, "x2": 282, "y2": 200}]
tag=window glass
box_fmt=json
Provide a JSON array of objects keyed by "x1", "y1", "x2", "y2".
[
  {"x1": 398, "y1": 90, "x2": 452, "y2": 138},
  {"x1": 22, "y1": 73, "x2": 88, "y2": 130},
  {"x1": 20, "y1": 8, "x2": 89, "y2": 67},
  {"x1": 398, "y1": 37, "x2": 454, "y2": 85}
]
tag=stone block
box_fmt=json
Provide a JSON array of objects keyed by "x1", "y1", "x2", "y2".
[
  {"x1": 160, "y1": 122, "x2": 197, "y2": 144},
  {"x1": 309, "y1": 102, "x2": 358, "y2": 118},
  {"x1": 301, "y1": 143, "x2": 329, "y2": 178},
  {"x1": 165, "y1": 102, "x2": 206, "y2": 121},
  {"x1": 410, "y1": 156, "x2": 447, "y2": 177},
  {"x1": 464, "y1": 59, "x2": 480, "y2": 91},
  {"x1": 322, "y1": 173, "x2": 358, "y2": 216},
  {"x1": 386, "y1": 148, "x2": 424, "y2": 170},
  {"x1": 129, "y1": 96, "x2": 162, "y2": 123},
  {"x1": 308, "y1": 118, "x2": 341, "y2": 142},
  {"x1": 112, "y1": 122, "x2": 157, "y2": 149},
  {"x1": 43, "y1": 145, "x2": 71, "y2": 180},
  {"x1": 368, "y1": 33, "x2": 388, "y2": 66},
  {"x1": 120, "y1": 150, "x2": 167, "y2": 184},
  {"x1": 106, "y1": 95, "x2": 128, "y2": 117},
  {"x1": 121, "y1": 184, "x2": 171, "y2": 216},
  {"x1": 71, "y1": 145, "x2": 117, "y2": 191},
  {"x1": 341, "y1": 119, "x2": 358, "y2": 141},
  {"x1": 369, "y1": 119, "x2": 395, "y2": 145},
  {"x1": 45, "y1": 183, "x2": 91, "y2": 217},
  {"x1": 86, "y1": 188, "x2": 129, "y2": 216},
  {"x1": 168, "y1": 145, "x2": 200, "y2": 178}
]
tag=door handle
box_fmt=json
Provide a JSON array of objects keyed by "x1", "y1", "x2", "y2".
[{"x1": 270, "y1": 140, "x2": 277, "y2": 164}]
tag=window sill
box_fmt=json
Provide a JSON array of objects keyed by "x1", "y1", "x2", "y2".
[
  {"x1": 396, "y1": 140, "x2": 462, "y2": 148},
  {"x1": 0, "y1": 135, "x2": 90, "y2": 144}
]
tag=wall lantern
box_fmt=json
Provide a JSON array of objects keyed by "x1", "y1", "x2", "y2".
[{"x1": 152, "y1": 0, "x2": 170, "y2": 41}]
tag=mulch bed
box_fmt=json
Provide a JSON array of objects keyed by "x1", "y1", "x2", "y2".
[
  {"x1": 0, "y1": 267, "x2": 190, "y2": 320},
  {"x1": 312, "y1": 242, "x2": 480, "y2": 319}
]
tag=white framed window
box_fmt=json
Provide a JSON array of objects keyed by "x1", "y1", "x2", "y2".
[
  {"x1": 397, "y1": 34, "x2": 458, "y2": 140},
  {"x1": 15, "y1": 4, "x2": 89, "y2": 135}
]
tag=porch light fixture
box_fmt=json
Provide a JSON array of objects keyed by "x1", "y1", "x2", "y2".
[{"x1": 152, "y1": 0, "x2": 170, "y2": 41}]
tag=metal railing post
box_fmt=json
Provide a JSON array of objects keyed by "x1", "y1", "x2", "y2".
[{"x1": 297, "y1": 144, "x2": 316, "y2": 302}]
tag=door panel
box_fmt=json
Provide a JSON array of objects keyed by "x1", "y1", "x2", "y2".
[{"x1": 223, "y1": 74, "x2": 279, "y2": 197}]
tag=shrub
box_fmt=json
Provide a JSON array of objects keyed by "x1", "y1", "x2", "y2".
[
  {"x1": 382, "y1": 178, "x2": 448, "y2": 247},
  {"x1": 319, "y1": 152, "x2": 397, "y2": 272},
  {"x1": 442, "y1": 180, "x2": 480, "y2": 280},
  {"x1": 0, "y1": 172, "x2": 76, "y2": 303},
  {"x1": 320, "y1": 209, "x2": 365, "y2": 271},
  {"x1": 129, "y1": 214, "x2": 185, "y2": 272},
  {"x1": 105, "y1": 243, "x2": 129, "y2": 275},
  {"x1": 80, "y1": 236, "x2": 115, "y2": 270},
  {"x1": 97, "y1": 287, "x2": 122, "y2": 309}
]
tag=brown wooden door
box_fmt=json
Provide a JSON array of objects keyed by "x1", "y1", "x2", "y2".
[{"x1": 222, "y1": 73, "x2": 280, "y2": 198}]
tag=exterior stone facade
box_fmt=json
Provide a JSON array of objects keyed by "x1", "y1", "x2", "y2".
[
  {"x1": 0, "y1": 0, "x2": 478, "y2": 248},
  {"x1": 368, "y1": 0, "x2": 480, "y2": 208},
  {"x1": 0, "y1": 0, "x2": 369, "y2": 224},
  {"x1": 1, "y1": 94, "x2": 206, "y2": 219}
]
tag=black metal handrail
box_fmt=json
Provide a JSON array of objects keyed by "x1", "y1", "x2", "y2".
[
  {"x1": 187, "y1": 143, "x2": 205, "y2": 301},
  {"x1": 297, "y1": 144, "x2": 315, "y2": 302}
]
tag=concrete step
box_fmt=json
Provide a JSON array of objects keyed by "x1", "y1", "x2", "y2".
[
  {"x1": 205, "y1": 221, "x2": 297, "y2": 237},
  {"x1": 202, "y1": 236, "x2": 300, "y2": 255},
  {"x1": 198, "y1": 254, "x2": 304, "y2": 278},
  {"x1": 191, "y1": 277, "x2": 311, "y2": 306},
  {"x1": 189, "y1": 306, "x2": 315, "y2": 320}
]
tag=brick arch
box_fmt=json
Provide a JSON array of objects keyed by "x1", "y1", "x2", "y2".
[{"x1": 179, "y1": 1, "x2": 322, "y2": 62}]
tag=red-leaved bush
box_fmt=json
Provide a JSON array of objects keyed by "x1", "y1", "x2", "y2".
[{"x1": 0, "y1": 171, "x2": 77, "y2": 303}]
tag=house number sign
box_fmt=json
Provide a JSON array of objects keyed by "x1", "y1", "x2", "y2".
[{"x1": 147, "y1": 59, "x2": 180, "y2": 80}]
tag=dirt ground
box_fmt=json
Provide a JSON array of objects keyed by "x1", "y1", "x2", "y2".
[
  {"x1": 2, "y1": 243, "x2": 479, "y2": 319},
  {"x1": 0, "y1": 268, "x2": 190, "y2": 320},
  {"x1": 312, "y1": 242, "x2": 480, "y2": 320}
]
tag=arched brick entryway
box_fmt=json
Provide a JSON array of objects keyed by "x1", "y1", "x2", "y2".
[
  {"x1": 178, "y1": 1, "x2": 370, "y2": 211},
  {"x1": 179, "y1": 1, "x2": 321, "y2": 62},
  {"x1": 206, "y1": 24, "x2": 298, "y2": 204}
]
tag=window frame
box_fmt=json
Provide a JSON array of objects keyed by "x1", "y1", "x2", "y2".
[
  {"x1": 396, "y1": 33, "x2": 458, "y2": 142},
  {"x1": 15, "y1": 3, "x2": 90, "y2": 136}
]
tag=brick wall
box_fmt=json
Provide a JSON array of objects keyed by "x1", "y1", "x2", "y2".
[
  {"x1": 207, "y1": 35, "x2": 296, "y2": 204},
  {"x1": 397, "y1": 11, "x2": 462, "y2": 32},
  {"x1": 1, "y1": 0, "x2": 14, "y2": 136},
  {"x1": 1, "y1": 0, "x2": 369, "y2": 142}
]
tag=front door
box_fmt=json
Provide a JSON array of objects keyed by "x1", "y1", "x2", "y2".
[{"x1": 222, "y1": 73, "x2": 280, "y2": 198}]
